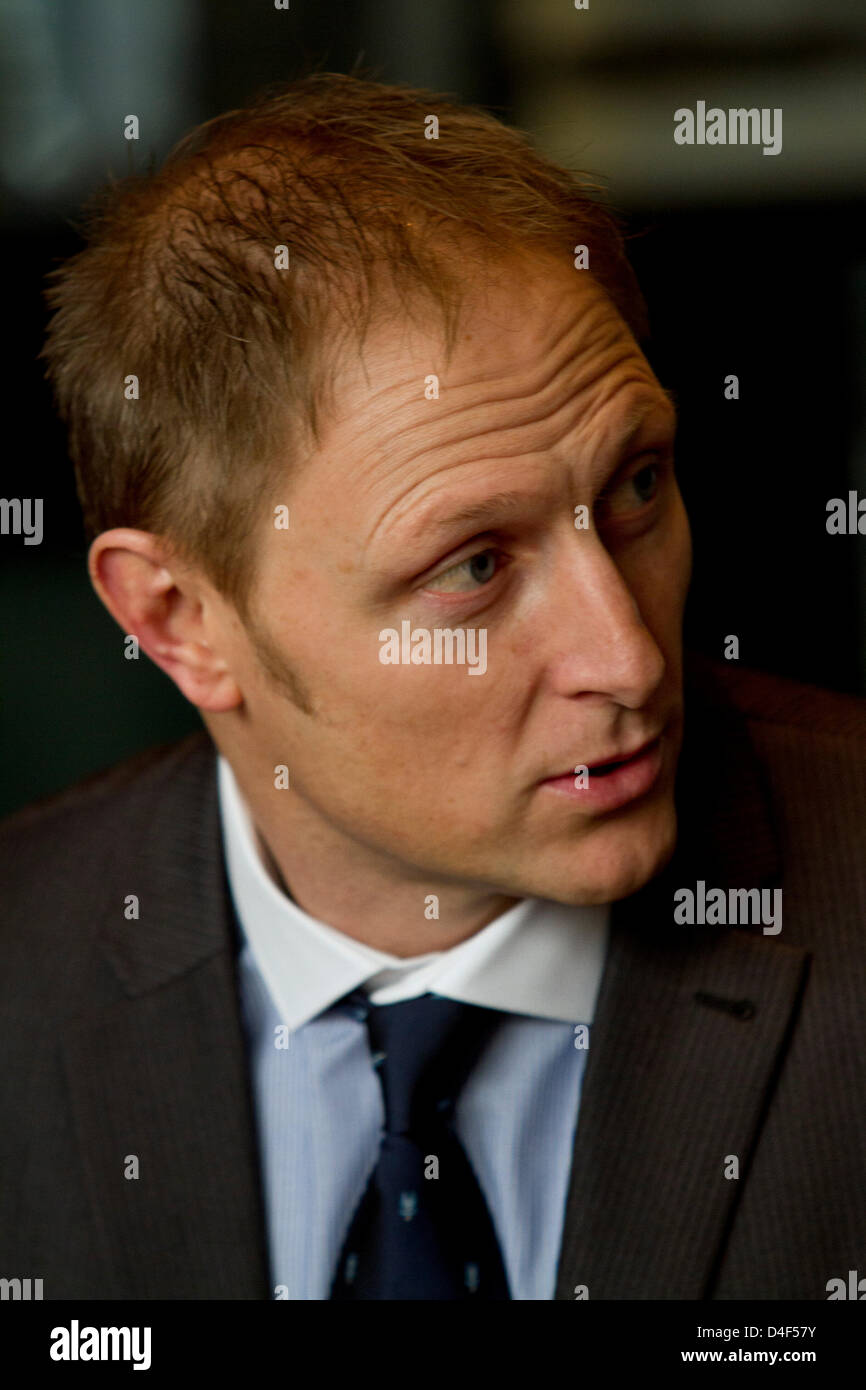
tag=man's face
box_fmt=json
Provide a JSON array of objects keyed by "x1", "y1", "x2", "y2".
[{"x1": 225, "y1": 257, "x2": 691, "y2": 906}]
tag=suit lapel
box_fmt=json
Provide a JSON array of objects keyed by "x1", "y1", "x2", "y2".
[
  {"x1": 554, "y1": 656, "x2": 810, "y2": 1299},
  {"x1": 553, "y1": 895, "x2": 809, "y2": 1299},
  {"x1": 60, "y1": 733, "x2": 271, "y2": 1298}
]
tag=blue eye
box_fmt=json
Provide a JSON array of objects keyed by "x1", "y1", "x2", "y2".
[{"x1": 428, "y1": 547, "x2": 501, "y2": 593}]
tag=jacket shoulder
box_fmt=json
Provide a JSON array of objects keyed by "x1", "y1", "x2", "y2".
[
  {"x1": 684, "y1": 651, "x2": 866, "y2": 745},
  {"x1": 0, "y1": 730, "x2": 216, "y2": 889}
]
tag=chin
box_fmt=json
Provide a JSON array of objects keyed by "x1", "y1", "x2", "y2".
[{"x1": 511, "y1": 796, "x2": 679, "y2": 908}]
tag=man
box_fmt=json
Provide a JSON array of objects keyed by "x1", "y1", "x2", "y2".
[{"x1": 2, "y1": 73, "x2": 865, "y2": 1301}]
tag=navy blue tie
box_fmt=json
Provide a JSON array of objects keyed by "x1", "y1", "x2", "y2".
[{"x1": 330, "y1": 989, "x2": 512, "y2": 1300}]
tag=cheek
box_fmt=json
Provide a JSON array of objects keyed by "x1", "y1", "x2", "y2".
[
  {"x1": 342, "y1": 665, "x2": 503, "y2": 746},
  {"x1": 256, "y1": 565, "x2": 523, "y2": 774},
  {"x1": 308, "y1": 655, "x2": 521, "y2": 797},
  {"x1": 287, "y1": 667, "x2": 514, "y2": 848}
]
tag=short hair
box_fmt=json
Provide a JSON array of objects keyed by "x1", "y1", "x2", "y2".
[{"x1": 41, "y1": 71, "x2": 648, "y2": 619}]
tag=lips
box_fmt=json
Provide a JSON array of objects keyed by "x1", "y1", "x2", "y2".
[
  {"x1": 538, "y1": 732, "x2": 666, "y2": 811},
  {"x1": 550, "y1": 733, "x2": 662, "y2": 782}
]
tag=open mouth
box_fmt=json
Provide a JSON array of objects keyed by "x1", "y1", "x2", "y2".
[
  {"x1": 587, "y1": 736, "x2": 660, "y2": 777},
  {"x1": 539, "y1": 733, "x2": 665, "y2": 807},
  {"x1": 589, "y1": 756, "x2": 631, "y2": 777}
]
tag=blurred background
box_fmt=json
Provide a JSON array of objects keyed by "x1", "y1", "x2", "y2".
[{"x1": 2, "y1": 0, "x2": 865, "y2": 815}]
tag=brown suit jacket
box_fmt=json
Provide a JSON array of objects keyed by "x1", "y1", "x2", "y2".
[{"x1": 1, "y1": 652, "x2": 865, "y2": 1299}]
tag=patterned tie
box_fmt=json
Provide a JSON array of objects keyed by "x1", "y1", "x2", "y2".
[{"x1": 329, "y1": 989, "x2": 512, "y2": 1300}]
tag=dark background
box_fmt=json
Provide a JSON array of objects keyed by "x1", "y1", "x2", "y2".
[{"x1": 2, "y1": 0, "x2": 865, "y2": 816}]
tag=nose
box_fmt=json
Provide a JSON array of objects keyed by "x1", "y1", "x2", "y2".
[{"x1": 543, "y1": 535, "x2": 666, "y2": 710}]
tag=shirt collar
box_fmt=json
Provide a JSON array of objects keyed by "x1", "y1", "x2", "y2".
[{"x1": 217, "y1": 753, "x2": 609, "y2": 1030}]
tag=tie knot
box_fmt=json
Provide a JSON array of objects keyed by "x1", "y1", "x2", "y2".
[{"x1": 344, "y1": 990, "x2": 505, "y2": 1136}]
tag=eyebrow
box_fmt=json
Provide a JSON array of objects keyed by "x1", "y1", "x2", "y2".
[
  {"x1": 401, "y1": 392, "x2": 679, "y2": 546},
  {"x1": 431, "y1": 489, "x2": 536, "y2": 533},
  {"x1": 607, "y1": 389, "x2": 678, "y2": 457}
]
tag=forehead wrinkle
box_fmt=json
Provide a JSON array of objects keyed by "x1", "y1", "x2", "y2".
[
  {"x1": 436, "y1": 291, "x2": 589, "y2": 392},
  {"x1": 577, "y1": 380, "x2": 677, "y2": 470},
  {"x1": 359, "y1": 451, "x2": 521, "y2": 555},
  {"x1": 414, "y1": 290, "x2": 622, "y2": 425},
  {"x1": 339, "y1": 285, "x2": 656, "y2": 553},
  {"x1": 357, "y1": 334, "x2": 649, "y2": 529},
  {"x1": 361, "y1": 364, "x2": 665, "y2": 555},
  {"x1": 344, "y1": 283, "x2": 626, "y2": 462}
]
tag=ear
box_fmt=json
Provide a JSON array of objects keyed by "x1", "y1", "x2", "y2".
[{"x1": 88, "y1": 529, "x2": 242, "y2": 711}]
